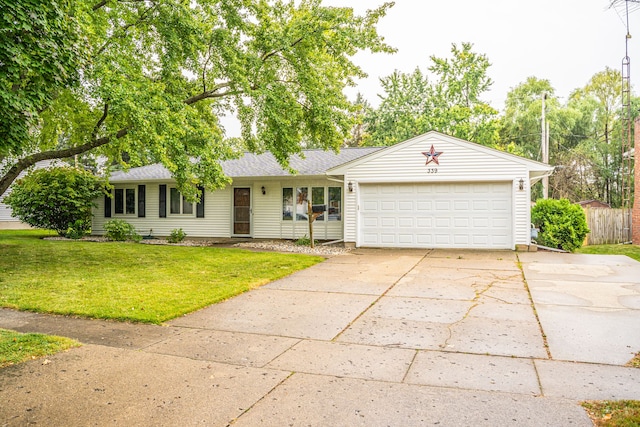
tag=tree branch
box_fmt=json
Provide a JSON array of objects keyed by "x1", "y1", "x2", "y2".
[
  {"x1": 92, "y1": 0, "x2": 108, "y2": 11},
  {"x1": 184, "y1": 82, "x2": 238, "y2": 105},
  {"x1": 91, "y1": 103, "x2": 110, "y2": 141},
  {"x1": 95, "y1": 3, "x2": 158, "y2": 56},
  {"x1": 0, "y1": 128, "x2": 129, "y2": 196}
]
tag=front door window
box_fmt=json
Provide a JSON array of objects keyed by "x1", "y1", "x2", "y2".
[{"x1": 233, "y1": 188, "x2": 251, "y2": 235}]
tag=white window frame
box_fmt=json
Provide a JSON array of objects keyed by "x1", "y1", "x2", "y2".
[
  {"x1": 281, "y1": 186, "x2": 342, "y2": 222},
  {"x1": 169, "y1": 187, "x2": 195, "y2": 216},
  {"x1": 113, "y1": 186, "x2": 137, "y2": 216}
]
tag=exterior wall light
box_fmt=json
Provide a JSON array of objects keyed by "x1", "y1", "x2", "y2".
[
  {"x1": 261, "y1": 186, "x2": 266, "y2": 195},
  {"x1": 518, "y1": 178, "x2": 525, "y2": 191},
  {"x1": 348, "y1": 181, "x2": 353, "y2": 192}
]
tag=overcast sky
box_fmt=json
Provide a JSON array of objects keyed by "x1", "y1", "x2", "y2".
[{"x1": 322, "y1": 0, "x2": 640, "y2": 111}]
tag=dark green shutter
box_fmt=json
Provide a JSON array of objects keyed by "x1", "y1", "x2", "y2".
[
  {"x1": 196, "y1": 186, "x2": 205, "y2": 218},
  {"x1": 138, "y1": 185, "x2": 146, "y2": 217},
  {"x1": 159, "y1": 185, "x2": 166, "y2": 218},
  {"x1": 104, "y1": 193, "x2": 112, "y2": 218}
]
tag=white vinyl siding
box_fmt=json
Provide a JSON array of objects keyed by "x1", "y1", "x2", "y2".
[
  {"x1": 93, "y1": 183, "x2": 232, "y2": 237},
  {"x1": 336, "y1": 134, "x2": 540, "y2": 248},
  {"x1": 92, "y1": 178, "x2": 344, "y2": 240}
]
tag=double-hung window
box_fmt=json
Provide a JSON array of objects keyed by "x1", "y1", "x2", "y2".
[
  {"x1": 170, "y1": 188, "x2": 194, "y2": 215},
  {"x1": 114, "y1": 188, "x2": 136, "y2": 215}
]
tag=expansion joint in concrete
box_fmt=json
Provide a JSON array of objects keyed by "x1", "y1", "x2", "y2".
[
  {"x1": 516, "y1": 255, "x2": 552, "y2": 360},
  {"x1": 225, "y1": 371, "x2": 296, "y2": 426},
  {"x1": 330, "y1": 250, "x2": 433, "y2": 342}
]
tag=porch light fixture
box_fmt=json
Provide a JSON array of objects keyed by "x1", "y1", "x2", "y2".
[
  {"x1": 348, "y1": 181, "x2": 353, "y2": 192},
  {"x1": 261, "y1": 186, "x2": 266, "y2": 195},
  {"x1": 518, "y1": 178, "x2": 525, "y2": 191}
]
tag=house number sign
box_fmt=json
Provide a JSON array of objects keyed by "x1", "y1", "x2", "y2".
[{"x1": 422, "y1": 144, "x2": 443, "y2": 173}]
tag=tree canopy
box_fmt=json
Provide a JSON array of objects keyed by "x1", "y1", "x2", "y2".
[
  {"x1": 363, "y1": 42, "x2": 501, "y2": 147},
  {"x1": 0, "y1": 0, "x2": 394, "y2": 198}
]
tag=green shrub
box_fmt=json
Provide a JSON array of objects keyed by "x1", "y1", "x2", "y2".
[
  {"x1": 65, "y1": 219, "x2": 90, "y2": 240},
  {"x1": 531, "y1": 198, "x2": 589, "y2": 252},
  {"x1": 3, "y1": 167, "x2": 106, "y2": 236},
  {"x1": 295, "y1": 235, "x2": 316, "y2": 246},
  {"x1": 103, "y1": 219, "x2": 141, "y2": 242},
  {"x1": 167, "y1": 228, "x2": 186, "y2": 243}
]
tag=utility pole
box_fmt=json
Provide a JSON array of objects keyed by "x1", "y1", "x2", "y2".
[{"x1": 541, "y1": 92, "x2": 549, "y2": 199}]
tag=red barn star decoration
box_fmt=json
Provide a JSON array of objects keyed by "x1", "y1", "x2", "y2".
[{"x1": 422, "y1": 145, "x2": 443, "y2": 165}]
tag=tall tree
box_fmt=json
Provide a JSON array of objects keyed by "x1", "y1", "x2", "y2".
[
  {"x1": 343, "y1": 93, "x2": 372, "y2": 147},
  {"x1": 0, "y1": 0, "x2": 394, "y2": 198},
  {"x1": 364, "y1": 68, "x2": 433, "y2": 146},
  {"x1": 364, "y1": 42, "x2": 501, "y2": 147},
  {"x1": 564, "y1": 68, "x2": 625, "y2": 206}
]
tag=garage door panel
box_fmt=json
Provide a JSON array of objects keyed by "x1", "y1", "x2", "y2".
[
  {"x1": 363, "y1": 217, "x2": 379, "y2": 227},
  {"x1": 454, "y1": 200, "x2": 469, "y2": 210},
  {"x1": 416, "y1": 234, "x2": 432, "y2": 244},
  {"x1": 454, "y1": 217, "x2": 470, "y2": 227},
  {"x1": 380, "y1": 217, "x2": 396, "y2": 227},
  {"x1": 363, "y1": 200, "x2": 379, "y2": 211},
  {"x1": 359, "y1": 182, "x2": 512, "y2": 249},
  {"x1": 380, "y1": 234, "x2": 396, "y2": 244},
  {"x1": 398, "y1": 201, "x2": 414, "y2": 210},
  {"x1": 380, "y1": 186, "x2": 397, "y2": 195},
  {"x1": 473, "y1": 218, "x2": 490, "y2": 227},
  {"x1": 381, "y1": 201, "x2": 396, "y2": 210},
  {"x1": 435, "y1": 201, "x2": 450, "y2": 210},
  {"x1": 398, "y1": 234, "x2": 414, "y2": 244},
  {"x1": 398, "y1": 217, "x2": 414, "y2": 227},
  {"x1": 417, "y1": 201, "x2": 432, "y2": 211},
  {"x1": 435, "y1": 234, "x2": 451, "y2": 244},
  {"x1": 435, "y1": 217, "x2": 451, "y2": 227},
  {"x1": 417, "y1": 217, "x2": 432, "y2": 227}
]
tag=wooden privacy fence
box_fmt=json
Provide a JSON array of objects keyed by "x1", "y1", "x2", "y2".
[{"x1": 583, "y1": 207, "x2": 632, "y2": 245}]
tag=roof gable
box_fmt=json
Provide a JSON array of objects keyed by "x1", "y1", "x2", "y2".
[{"x1": 327, "y1": 131, "x2": 553, "y2": 176}]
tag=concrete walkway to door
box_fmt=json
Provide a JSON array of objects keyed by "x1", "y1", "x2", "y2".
[{"x1": 0, "y1": 249, "x2": 639, "y2": 426}]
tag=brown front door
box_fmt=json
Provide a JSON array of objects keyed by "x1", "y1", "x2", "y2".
[{"x1": 233, "y1": 187, "x2": 251, "y2": 235}]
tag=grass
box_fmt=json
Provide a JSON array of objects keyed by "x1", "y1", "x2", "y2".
[
  {"x1": 627, "y1": 352, "x2": 640, "y2": 368},
  {"x1": 0, "y1": 328, "x2": 80, "y2": 368},
  {"x1": 576, "y1": 244, "x2": 640, "y2": 262},
  {"x1": 582, "y1": 401, "x2": 640, "y2": 427},
  {"x1": 0, "y1": 230, "x2": 324, "y2": 324}
]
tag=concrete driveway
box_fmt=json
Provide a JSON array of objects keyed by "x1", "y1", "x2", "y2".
[{"x1": 1, "y1": 248, "x2": 639, "y2": 426}]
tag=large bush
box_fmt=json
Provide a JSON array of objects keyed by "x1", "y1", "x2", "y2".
[
  {"x1": 531, "y1": 198, "x2": 589, "y2": 252},
  {"x1": 3, "y1": 167, "x2": 106, "y2": 236}
]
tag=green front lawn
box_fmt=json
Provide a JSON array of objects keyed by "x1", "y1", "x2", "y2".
[
  {"x1": 576, "y1": 244, "x2": 640, "y2": 262},
  {"x1": 0, "y1": 328, "x2": 80, "y2": 368},
  {"x1": 582, "y1": 400, "x2": 640, "y2": 427},
  {"x1": 0, "y1": 230, "x2": 323, "y2": 323}
]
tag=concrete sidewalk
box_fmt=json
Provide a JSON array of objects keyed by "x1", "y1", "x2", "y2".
[{"x1": 1, "y1": 249, "x2": 639, "y2": 426}]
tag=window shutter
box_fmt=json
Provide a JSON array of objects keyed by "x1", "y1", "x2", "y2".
[
  {"x1": 138, "y1": 185, "x2": 146, "y2": 217},
  {"x1": 196, "y1": 186, "x2": 205, "y2": 218},
  {"x1": 159, "y1": 184, "x2": 166, "y2": 218},
  {"x1": 104, "y1": 193, "x2": 112, "y2": 218}
]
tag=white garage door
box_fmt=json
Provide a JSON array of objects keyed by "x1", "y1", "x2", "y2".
[{"x1": 359, "y1": 182, "x2": 512, "y2": 249}]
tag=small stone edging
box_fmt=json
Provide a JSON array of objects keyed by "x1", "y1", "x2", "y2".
[{"x1": 43, "y1": 236, "x2": 351, "y2": 256}]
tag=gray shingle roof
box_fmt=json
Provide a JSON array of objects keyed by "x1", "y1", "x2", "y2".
[{"x1": 108, "y1": 147, "x2": 383, "y2": 182}]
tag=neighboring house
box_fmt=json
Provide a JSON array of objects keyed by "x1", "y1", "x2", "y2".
[
  {"x1": 0, "y1": 160, "x2": 60, "y2": 229},
  {"x1": 577, "y1": 200, "x2": 611, "y2": 209},
  {"x1": 92, "y1": 131, "x2": 554, "y2": 250}
]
